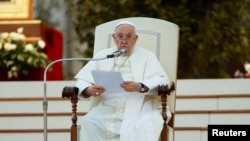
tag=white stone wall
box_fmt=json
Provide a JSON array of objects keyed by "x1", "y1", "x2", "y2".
[{"x1": 0, "y1": 79, "x2": 250, "y2": 141}]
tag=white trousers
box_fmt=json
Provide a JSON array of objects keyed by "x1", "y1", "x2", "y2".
[{"x1": 80, "y1": 98, "x2": 164, "y2": 141}]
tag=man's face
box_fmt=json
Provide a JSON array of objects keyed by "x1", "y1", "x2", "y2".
[{"x1": 112, "y1": 24, "x2": 138, "y2": 56}]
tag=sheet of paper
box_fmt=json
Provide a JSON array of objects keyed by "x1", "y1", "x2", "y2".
[{"x1": 91, "y1": 70, "x2": 125, "y2": 95}]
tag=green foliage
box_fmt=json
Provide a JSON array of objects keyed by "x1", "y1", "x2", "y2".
[
  {"x1": 34, "y1": 0, "x2": 61, "y2": 27},
  {"x1": 64, "y1": 0, "x2": 250, "y2": 78}
]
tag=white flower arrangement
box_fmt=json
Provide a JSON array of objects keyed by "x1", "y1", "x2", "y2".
[
  {"x1": 244, "y1": 62, "x2": 250, "y2": 78},
  {"x1": 234, "y1": 61, "x2": 250, "y2": 78},
  {"x1": 0, "y1": 27, "x2": 50, "y2": 79}
]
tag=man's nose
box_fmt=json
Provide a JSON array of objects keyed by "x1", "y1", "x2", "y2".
[{"x1": 120, "y1": 38, "x2": 128, "y2": 43}]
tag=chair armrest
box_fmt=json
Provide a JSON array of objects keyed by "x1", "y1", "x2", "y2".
[
  {"x1": 62, "y1": 86, "x2": 79, "y2": 98},
  {"x1": 62, "y1": 86, "x2": 79, "y2": 126},
  {"x1": 158, "y1": 82, "x2": 175, "y2": 124},
  {"x1": 62, "y1": 86, "x2": 79, "y2": 141},
  {"x1": 158, "y1": 82, "x2": 175, "y2": 141}
]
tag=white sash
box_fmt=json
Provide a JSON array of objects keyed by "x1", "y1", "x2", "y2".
[{"x1": 120, "y1": 93, "x2": 155, "y2": 141}]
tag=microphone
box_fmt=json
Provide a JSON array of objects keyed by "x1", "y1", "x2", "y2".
[
  {"x1": 107, "y1": 47, "x2": 128, "y2": 58},
  {"x1": 43, "y1": 57, "x2": 107, "y2": 141}
]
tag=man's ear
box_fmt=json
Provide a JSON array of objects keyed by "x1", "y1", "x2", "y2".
[{"x1": 134, "y1": 34, "x2": 139, "y2": 40}]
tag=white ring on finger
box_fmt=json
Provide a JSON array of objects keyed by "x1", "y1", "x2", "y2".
[{"x1": 95, "y1": 92, "x2": 99, "y2": 95}]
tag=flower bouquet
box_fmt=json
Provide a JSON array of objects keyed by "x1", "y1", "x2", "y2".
[
  {"x1": 0, "y1": 27, "x2": 50, "y2": 79},
  {"x1": 234, "y1": 61, "x2": 250, "y2": 78}
]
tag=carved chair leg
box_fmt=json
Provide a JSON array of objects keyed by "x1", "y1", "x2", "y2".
[
  {"x1": 158, "y1": 83, "x2": 175, "y2": 141},
  {"x1": 161, "y1": 124, "x2": 169, "y2": 141},
  {"x1": 62, "y1": 86, "x2": 79, "y2": 141}
]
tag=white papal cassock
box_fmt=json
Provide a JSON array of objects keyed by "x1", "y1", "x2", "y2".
[{"x1": 75, "y1": 46, "x2": 172, "y2": 141}]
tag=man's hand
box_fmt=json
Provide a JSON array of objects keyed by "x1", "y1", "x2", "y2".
[
  {"x1": 85, "y1": 85, "x2": 105, "y2": 97},
  {"x1": 120, "y1": 81, "x2": 142, "y2": 92}
]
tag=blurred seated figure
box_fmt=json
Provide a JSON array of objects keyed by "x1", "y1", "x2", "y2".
[{"x1": 75, "y1": 21, "x2": 172, "y2": 141}]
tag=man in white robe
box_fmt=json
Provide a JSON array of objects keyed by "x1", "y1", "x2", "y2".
[{"x1": 75, "y1": 21, "x2": 172, "y2": 141}]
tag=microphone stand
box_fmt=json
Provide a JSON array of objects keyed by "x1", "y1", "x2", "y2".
[{"x1": 43, "y1": 57, "x2": 107, "y2": 141}]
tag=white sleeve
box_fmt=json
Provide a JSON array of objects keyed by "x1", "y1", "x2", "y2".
[
  {"x1": 75, "y1": 79, "x2": 92, "y2": 99},
  {"x1": 141, "y1": 76, "x2": 170, "y2": 96}
]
